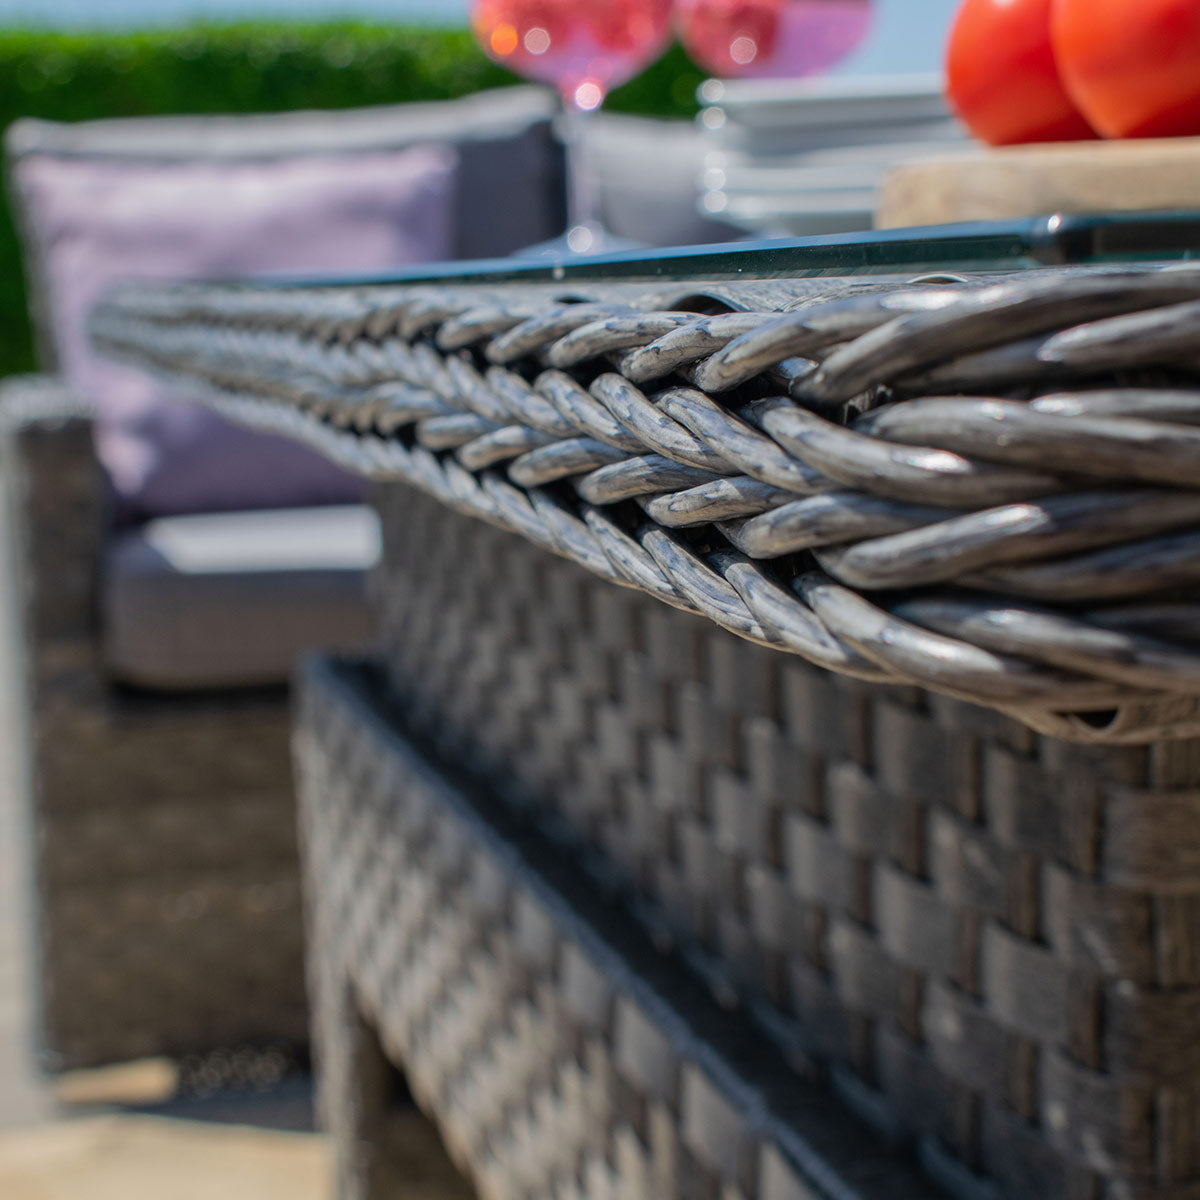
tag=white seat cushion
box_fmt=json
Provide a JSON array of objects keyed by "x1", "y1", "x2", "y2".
[{"x1": 102, "y1": 505, "x2": 379, "y2": 691}]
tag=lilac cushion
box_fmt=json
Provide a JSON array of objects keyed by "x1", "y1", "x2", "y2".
[{"x1": 16, "y1": 144, "x2": 457, "y2": 519}]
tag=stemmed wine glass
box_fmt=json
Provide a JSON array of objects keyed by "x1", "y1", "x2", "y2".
[
  {"x1": 674, "y1": 0, "x2": 872, "y2": 80},
  {"x1": 471, "y1": 0, "x2": 674, "y2": 254}
]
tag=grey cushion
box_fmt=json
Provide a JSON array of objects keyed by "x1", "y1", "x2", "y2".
[
  {"x1": 8, "y1": 86, "x2": 564, "y2": 310},
  {"x1": 102, "y1": 505, "x2": 379, "y2": 691}
]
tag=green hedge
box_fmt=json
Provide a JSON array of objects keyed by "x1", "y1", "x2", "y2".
[{"x1": 0, "y1": 24, "x2": 704, "y2": 376}]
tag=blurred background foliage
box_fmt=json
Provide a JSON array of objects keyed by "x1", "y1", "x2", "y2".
[{"x1": 0, "y1": 24, "x2": 704, "y2": 375}]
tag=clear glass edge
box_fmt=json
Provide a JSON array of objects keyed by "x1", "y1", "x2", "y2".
[{"x1": 257, "y1": 210, "x2": 1200, "y2": 291}]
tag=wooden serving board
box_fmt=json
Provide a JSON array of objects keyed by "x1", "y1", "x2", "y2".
[{"x1": 876, "y1": 137, "x2": 1200, "y2": 227}]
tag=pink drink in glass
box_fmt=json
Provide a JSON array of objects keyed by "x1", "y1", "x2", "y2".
[
  {"x1": 472, "y1": 0, "x2": 673, "y2": 109},
  {"x1": 675, "y1": 0, "x2": 872, "y2": 79}
]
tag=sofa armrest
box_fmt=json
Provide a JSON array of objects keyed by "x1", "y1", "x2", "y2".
[
  {"x1": 0, "y1": 375, "x2": 103, "y2": 690},
  {"x1": 0, "y1": 374, "x2": 93, "y2": 430}
]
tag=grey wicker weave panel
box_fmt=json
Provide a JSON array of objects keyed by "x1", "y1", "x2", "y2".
[
  {"x1": 295, "y1": 655, "x2": 943, "y2": 1200},
  {"x1": 365, "y1": 480, "x2": 1200, "y2": 1200},
  {"x1": 34, "y1": 702, "x2": 309, "y2": 1070},
  {"x1": 0, "y1": 377, "x2": 308, "y2": 1069},
  {"x1": 94, "y1": 263, "x2": 1200, "y2": 742},
  {"x1": 32, "y1": 699, "x2": 309, "y2": 1070},
  {"x1": 45, "y1": 861, "x2": 305, "y2": 1068}
]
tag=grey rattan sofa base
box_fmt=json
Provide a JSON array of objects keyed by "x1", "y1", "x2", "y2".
[
  {"x1": 295, "y1": 654, "x2": 943, "y2": 1200},
  {"x1": 1, "y1": 379, "x2": 307, "y2": 1070}
]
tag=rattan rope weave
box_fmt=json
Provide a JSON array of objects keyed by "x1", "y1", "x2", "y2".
[{"x1": 93, "y1": 263, "x2": 1200, "y2": 742}]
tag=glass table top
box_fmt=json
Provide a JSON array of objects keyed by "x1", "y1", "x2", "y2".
[{"x1": 274, "y1": 210, "x2": 1200, "y2": 291}]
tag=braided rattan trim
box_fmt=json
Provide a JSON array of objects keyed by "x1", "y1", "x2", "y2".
[{"x1": 94, "y1": 264, "x2": 1200, "y2": 742}]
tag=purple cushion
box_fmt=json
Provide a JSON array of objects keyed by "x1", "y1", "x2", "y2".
[{"x1": 16, "y1": 144, "x2": 457, "y2": 519}]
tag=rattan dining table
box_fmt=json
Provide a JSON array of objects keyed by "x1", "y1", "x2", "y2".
[{"x1": 94, "y1": 219, "x2": 1200, "y2": 1200}]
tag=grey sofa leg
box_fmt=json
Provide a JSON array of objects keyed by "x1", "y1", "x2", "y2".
[
  {"x1": 320, "y1": 979, "x2": 400, "y2": 1200},
  {"x1": 317, "y1": 976, "x2": 475, "y2": 1200}
]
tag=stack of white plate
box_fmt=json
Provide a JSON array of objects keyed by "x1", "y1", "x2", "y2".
[{"x1": 697, "y1": 74, "x2": 971, "y2": 236}]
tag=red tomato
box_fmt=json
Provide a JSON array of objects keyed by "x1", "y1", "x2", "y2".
[
  {"x1": 945, "y1": 0, "x2": 1097, "y2": 146},
  {"x1": 1052, "y1": 0, "x2": 1200, "y2": 138}
]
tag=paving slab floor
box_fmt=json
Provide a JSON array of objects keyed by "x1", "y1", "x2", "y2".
[{"x1": 0, "y1": 1112, "x2": 330, "y2": 1200}]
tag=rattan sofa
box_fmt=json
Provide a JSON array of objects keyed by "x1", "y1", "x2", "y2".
[
  {"x1": 0, "y1": 92, "x2": 738, "y2": 1072},
  {"x1": 0, "y1": 87, "x2": 570, "y2": 1070}
]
